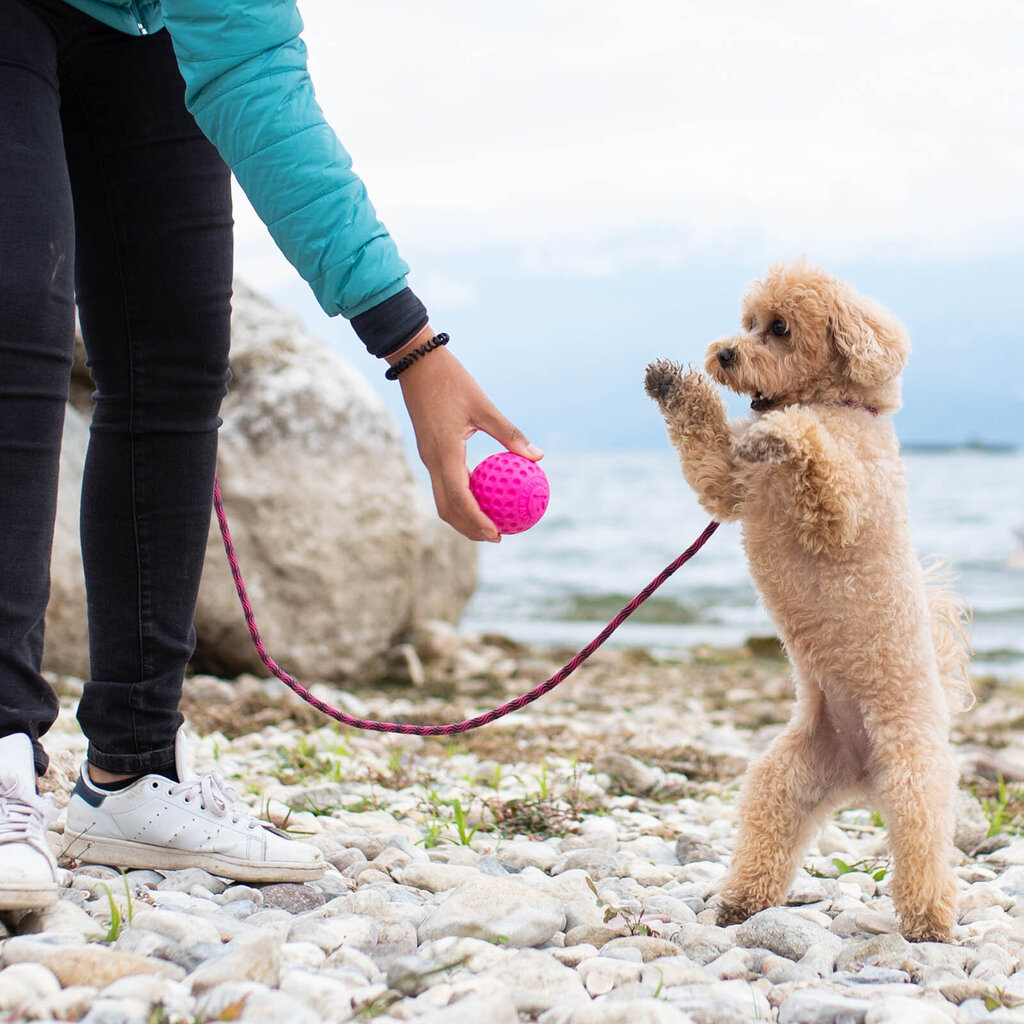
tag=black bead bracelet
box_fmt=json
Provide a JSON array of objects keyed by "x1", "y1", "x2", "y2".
[{"x1": 384, "y1": 333, "x2": 450, "y2": 380}]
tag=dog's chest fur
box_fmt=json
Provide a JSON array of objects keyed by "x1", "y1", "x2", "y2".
[{"x1": 730, "y1": 408, "x2": 925, "y2": 662}]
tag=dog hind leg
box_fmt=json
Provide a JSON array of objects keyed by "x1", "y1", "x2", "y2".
[
  {"x1": 716, "y1": 718, "x2": 854, "y2": 926},
  {"x1": 872, "y1": 743, "x2": 959, "y2": 942}
]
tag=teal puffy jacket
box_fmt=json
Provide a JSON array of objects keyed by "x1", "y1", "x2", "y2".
[{"x1": 60, "y1": 0, "x2": 423, "y2": 355}]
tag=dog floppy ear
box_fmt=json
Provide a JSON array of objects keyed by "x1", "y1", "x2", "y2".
[{"x1": 828, "y1": 285, "x2": 910, "y2": 386}]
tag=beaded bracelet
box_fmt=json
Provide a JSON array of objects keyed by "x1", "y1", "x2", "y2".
[{"x1": 384, "y1": 333, "x2": 450, "y2": 380}]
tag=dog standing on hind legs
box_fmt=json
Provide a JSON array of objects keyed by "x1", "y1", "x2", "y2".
[{"x1": 645, "y1": 262, "x2": 972, "y2": 943}]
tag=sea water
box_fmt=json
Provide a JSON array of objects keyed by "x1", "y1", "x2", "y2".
[{"x1": 462, "y1": 449, "x2": 1024, "y2": 679}]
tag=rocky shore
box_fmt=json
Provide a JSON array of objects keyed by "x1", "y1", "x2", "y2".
[{"x1": 5, "y1": 630, "x2": 1024, "y2": 1024}]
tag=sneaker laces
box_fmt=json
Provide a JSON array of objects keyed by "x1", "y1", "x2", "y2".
[
  {"x1": 169, "y1": 770, "x2": 256, "y2": 828},
  {"x1": 0, "y1": 778, "x2": 58, "y2": 856}
]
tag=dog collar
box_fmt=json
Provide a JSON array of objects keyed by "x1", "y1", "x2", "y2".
[
  {"x1": 842, "y1": 399, "x2": 879, "y2": 416},
  {"x1": 750, "y1": 396, "x2": 879, "y2": 417}
]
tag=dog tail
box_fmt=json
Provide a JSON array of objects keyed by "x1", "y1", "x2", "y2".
[{"x1": 923, "y1": 556, "x2": 974, "y2": 712}]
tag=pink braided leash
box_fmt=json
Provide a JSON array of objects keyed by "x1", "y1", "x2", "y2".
[{"x1": 212, "y1": 474, "x2": 719, "y2": 735}]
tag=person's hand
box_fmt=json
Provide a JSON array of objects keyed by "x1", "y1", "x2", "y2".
[{"x1": 388, "y1": 328, "x2": 543, "y2": 542}]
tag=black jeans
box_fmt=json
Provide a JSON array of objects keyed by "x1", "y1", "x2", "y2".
[{"x1": 0, "y1": 0, "x2": 233, "y2": 776}]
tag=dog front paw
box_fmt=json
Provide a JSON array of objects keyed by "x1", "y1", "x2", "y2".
[
  {"x1": 646, "y1": 363, "x2": 724, "y2": 425},
  {"x1": 644, "y1": 359, "x2": 685, "y2": 405},
  {"x1": 734, "y1": 420, "x2": 797, "y2": 464}
]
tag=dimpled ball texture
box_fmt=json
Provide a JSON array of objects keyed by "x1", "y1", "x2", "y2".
[{"x1": 469, "y1": 453, "x2": 550, "y2": 535}]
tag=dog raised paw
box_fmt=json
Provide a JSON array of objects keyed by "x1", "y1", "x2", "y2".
[
  {"x1": 644, "y1": 359, "x2": 685, "y2": 404},
  {"x1": 645, "y1": 363, "x2": 724, "y2": 424}
]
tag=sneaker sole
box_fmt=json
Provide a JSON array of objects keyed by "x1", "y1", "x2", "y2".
[
  {"x1": 64, "y1": 834, "x2": 324, "y2": 884},
  {"x1": 0, "y1": 882, "x2": 59, "y2": 911}
]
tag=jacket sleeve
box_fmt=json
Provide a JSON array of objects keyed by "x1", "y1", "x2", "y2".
[{"x1": 160, "y1": 0, "x2": 426, "y2": 352}]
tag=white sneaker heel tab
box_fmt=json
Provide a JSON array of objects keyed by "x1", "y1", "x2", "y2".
[
  {"x1": 173, "y1": 727, "x2": 200, "y2": 783},
  {"x1": 0, "y1": 732, "x2": 39, "y2": 795}
]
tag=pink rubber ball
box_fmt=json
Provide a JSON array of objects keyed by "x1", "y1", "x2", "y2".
[{"x1": 469, "y1": 453, "x2": 550, "y2": 535}]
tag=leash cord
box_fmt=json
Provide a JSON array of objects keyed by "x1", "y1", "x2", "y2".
[{"x1": 212, "y1": 474, "x2": 719, "y2": 735}]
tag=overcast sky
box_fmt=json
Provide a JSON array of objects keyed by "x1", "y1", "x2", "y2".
[{"x1": 232, "y1": 0, "x2": 1024, "y2": 449}]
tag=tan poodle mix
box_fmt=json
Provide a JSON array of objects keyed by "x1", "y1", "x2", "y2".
[{"x1": 645, "y1": 261, "x2": 971, "y2": 943}]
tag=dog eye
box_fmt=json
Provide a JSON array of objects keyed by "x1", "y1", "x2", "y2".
[{"x1": 770, "y1": 319, "x2": 789, "y2": 337}]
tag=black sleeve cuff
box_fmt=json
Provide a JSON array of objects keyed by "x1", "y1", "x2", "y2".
[{"x1": 351, "y1": 287, "x2": 429, "y2": 358}]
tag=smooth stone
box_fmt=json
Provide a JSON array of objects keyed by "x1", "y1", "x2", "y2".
[
  {"x1": 259, "y1": 882, "x2": 326, "y2": 914},
  {"x1": 28, "y1": 985, "x2": 99, "y2": 1023},
  {"x1": 778, "y1": 988, "x2": 872, "y2": 1023},
  {"x1": 836, "y1": 933, "x2": 916, "y2": 972},
  {"x1": 735, "y1": 907, "x2": 842, "y2": 962},
  {"x1": 218, "y1": 899, "x2": 259, "y2": 920},
  {"x1": 494, "y1": 841, "x2": 560, "y2": 872},
  {"x1": 418, "y1": 876, "x2": 565, "y2": 948},
  {"x1": 374, "y1": 916, "x2": 419, "y2": 957},
  {"x1": 663, "y1": 978, "x2": 772, "y2": 1022},
  {"x1": 416, "y1": 991, "x2": 519, "y2": 1024},
  {"x1": 477, "y1": 949, "x2": 588, "y2": 1016},
  {"x1": 937, "y1": 978, "x2": 997, "y2": 1004},
  {"x1": 675, "y1": 836, "x2": 720, "y2": 865},
  {"x1": 289, "y1": 913, "x2": 378, "y2": 954},
  {"x1": 600, "y1": 936, "x2": 683, "y2": 962},
  {"x1": 591, "y1": 752, "x2": 661, "y2": 793},
  {"x1": 576, "y1": 955, "x2": 643, "y2": 996},
  {"x1": 79, "y1": 996, "x2": 152, "y2": 1024},
  {"x1": 157, "y1": 867, "x2": 229, "y2": 895},
  {"x1": 834, "y1": 965, "x2": 912, "y2": 985},
  {"x1": 672, "y1": 923, "x2": 736, "y2": 966},
  {"x1": 0, "y1": 962, "x2": 61, "y2": 1016},
  {"x1": 219, "y1": 884, "x2": 264, "y2": 906},
  {"x1": 99, "y1": 974, "x2": 193, "y2": 1013},
  {"x1": 864, "y1": 995, "x2": 957, "y2": 1023},
  {"x1": 853, "y1": 909, "x2": 900, "y2": 935},
  {"x1": 165, "y1": 941, "x2": 228, "y2": 974},
  {"x1": 194, "y1": 980, "x2": 320, "y2": 1024},
  {"x1": 911, "y1": 943, "x2": 971, "y2": 972},
  {"x1": 541, "y1": 996, "x2": 696, "y2": 1023},
  {"x1": 187, "y1": 932, "x2": 282, "y2": 994},
  {"x1": 280, "y1": 941, "x2": 327, "y2": 969},
  {"x1": 642, "y1": 894, "x2": 698, "y2": 925},
  {"x1": 3, "y1": 942, "x2": 184, "y2": 987},
  {"x1": 417, "y1": 935, "x2": 511, "y2": 974},
  {"x1": 278, "y1": 969, "x2": 365, "y2": 1021},
  {"x1": 128, "y1": 907, "x2": 223, "y2": 946},
  {"x1": 17, "y1": 899, "x2": 104, "y2": 940},
  {"x1": 557, "y1": 849, "x2": 628, "y2": 880},
  {"x1": 564, "y1": 925, "x2": 622, "y2": 949},
  {"x1": 111, "y1": 928, "x2": 177, "y2": 961},
  {"x1": 395, "y1": 862, "x2": 481, "y2": 892},
  {"x1": 953, "y1": 790, "x2": 991, "y2": 855},
  {"x1": 550, "y1": 944, "x2": 600, "y2": 968}
]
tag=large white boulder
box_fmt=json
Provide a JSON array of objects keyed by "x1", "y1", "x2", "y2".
[{"x1": 43, "y1": 283, "x2": 476, "y2": 683}]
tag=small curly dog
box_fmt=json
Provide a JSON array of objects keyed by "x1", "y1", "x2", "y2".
[{"x1": 645, "y1": 261, "x2": 971, "y2": 942}]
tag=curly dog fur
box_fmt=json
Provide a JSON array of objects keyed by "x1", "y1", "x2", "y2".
[{"x1": 645, "y1": 261, "x2": 971, "y2": 942}]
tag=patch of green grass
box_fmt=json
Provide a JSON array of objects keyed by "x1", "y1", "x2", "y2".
[{"x1": 98, "y1": 873, "x2": 134, "y2": 943}]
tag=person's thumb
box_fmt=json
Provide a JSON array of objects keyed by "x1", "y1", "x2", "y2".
[{"x1": 486, "y1": 416, "x2": 543, "y2": 462}]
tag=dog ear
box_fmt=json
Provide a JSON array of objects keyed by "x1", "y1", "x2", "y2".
[{"x1": 828, "y1": 286, "x2": 910, "y2": 386}]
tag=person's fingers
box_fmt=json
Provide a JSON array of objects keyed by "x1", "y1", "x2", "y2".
[
  {"x1": 430, "y1": 459, "x2": 501, "y2": 543},
  {"x1": 475, "y1": 406, "x2": 544, "y2": 461}
]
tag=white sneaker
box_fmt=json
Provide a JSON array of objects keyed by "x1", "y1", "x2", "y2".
[
  {"x1": 64, "y1": 729, "x2": 324, "y2": 883},
  {"x1": 0, "y1": 732, "x2": 60, "y2": 910}
]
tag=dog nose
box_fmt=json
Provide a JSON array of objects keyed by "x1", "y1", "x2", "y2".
[{"x1": 717, "y1": 347, "x2": 737, "y2": 369}]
